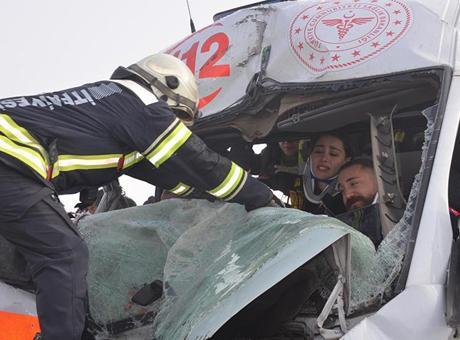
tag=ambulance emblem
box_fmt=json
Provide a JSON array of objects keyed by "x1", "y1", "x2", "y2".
[{"x1": 289, "y1": 0, "x2": 412, "y2": 73}]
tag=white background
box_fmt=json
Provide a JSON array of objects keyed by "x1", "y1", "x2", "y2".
[{"x1": 0, "y1": 0, "x2": 255, "y2": 210}]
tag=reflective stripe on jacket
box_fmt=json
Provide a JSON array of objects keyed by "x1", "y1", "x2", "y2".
[{"x1": 0, "y1": 67, "x2": 272, "y2": 209}]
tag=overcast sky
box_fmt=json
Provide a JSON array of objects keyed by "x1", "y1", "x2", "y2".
[{"x1": 0, "y1": 0, "x2": 255, "y2": 210}]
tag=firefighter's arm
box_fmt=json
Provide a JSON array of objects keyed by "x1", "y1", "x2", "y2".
[
  {"x1": 126, "y1": 139, "x2": 274, "y2": 211},
  {"x1": 152, "y1": 133, "x2": 274, "y2": 211},
  {"x1": 111, "y1": 99, "x2": 273, "y2": 210},
  {"x1": 123, "y1": 158, "x2": 213, "y2": 201}
]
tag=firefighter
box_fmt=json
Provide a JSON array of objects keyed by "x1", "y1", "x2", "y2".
[{"x1": 0, "y1": 53, "x2": 274, "y2": 339}]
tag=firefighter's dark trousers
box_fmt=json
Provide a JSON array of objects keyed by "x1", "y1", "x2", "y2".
[{"x1": 0, "y1": 164, "x2": 89, "y2": 340}]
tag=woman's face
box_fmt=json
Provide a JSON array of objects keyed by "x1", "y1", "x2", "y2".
[{"x1": 310, "y1": 135, "x2": 348, "y2": 180}]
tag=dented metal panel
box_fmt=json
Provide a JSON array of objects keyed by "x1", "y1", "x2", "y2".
[
  {"x1": 163, "y1": 0, "x2": 459, "y2": 118},
  {"x1": 163, "y1": 9, "x2": 269, "y2": 117},
  {"x1": 343, "y1": 285, "x2": 452, "y2": 340}
]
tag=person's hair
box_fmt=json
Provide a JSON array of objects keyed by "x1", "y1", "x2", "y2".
[
  {"x1": 339, "y1": 157, "x2": 374, "y2": 174},
  {"x1": 311, "y1": 131, "x2": 353, "y2": 158}
]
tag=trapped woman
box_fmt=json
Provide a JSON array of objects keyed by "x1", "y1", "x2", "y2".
[{"x1": 302, "y1": 132, "x2": 352, "y2": 216}]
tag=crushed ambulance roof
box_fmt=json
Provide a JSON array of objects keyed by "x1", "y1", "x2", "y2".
[{"x1": 163, "y1": 0, "x2": 459, "y2": 117}]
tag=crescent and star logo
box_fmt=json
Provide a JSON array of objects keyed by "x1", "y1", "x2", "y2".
[{"x1": 289, "y1": 0, "x2": 412, "y2": 73}]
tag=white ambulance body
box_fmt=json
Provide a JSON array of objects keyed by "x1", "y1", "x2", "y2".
[{"x1": 1, "y1": 1, "x2": 460, "y2": 339}]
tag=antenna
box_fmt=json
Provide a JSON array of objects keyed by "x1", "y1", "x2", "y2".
[{"x1": 185, "y1": 0, "x2": 196, "y2": 33}]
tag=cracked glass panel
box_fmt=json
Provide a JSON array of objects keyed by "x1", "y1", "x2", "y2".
[
  {"x1": 348, "y1": 109, "x2": 434, "y2": 312},
  {"x1": 77, "y1": 200, "x2": 207, "y2": 332},
  {"x1": 153, "y1": 204, "x2": 363, "y2": 339},
  {"x1": 79, "y1": 200, "x2": 370, "y2": 338}
]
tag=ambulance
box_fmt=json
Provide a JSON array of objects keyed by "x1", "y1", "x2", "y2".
[{"x1": 1, "y1": 0, "x2": 459, "y2": 339}]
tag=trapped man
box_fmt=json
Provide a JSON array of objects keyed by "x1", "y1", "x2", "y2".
[{"x1": 337, "y1": 158, "x2": 382, "y2": 247}]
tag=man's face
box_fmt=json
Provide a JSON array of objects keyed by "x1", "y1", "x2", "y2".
[
  {"x1": 338, "y1": 164, "x2": 378, "y2": 211},
  {"x1": 278, "y1": 140, "x2": 299, "y2": 157}
]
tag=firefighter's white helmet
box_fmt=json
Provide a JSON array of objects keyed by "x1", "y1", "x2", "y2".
[{"x1": 130, "y1": 53, "x2": 199, "y2": 125}]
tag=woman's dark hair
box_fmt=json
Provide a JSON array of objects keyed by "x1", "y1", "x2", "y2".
[{"x1": 310, "y1": 131, "x2": 353, "y2": 158}]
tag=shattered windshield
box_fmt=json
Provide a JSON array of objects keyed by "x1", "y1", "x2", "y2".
[{"x1": 79, "y1": 199, "x2": 374, "y2": 339}]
